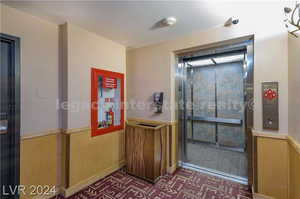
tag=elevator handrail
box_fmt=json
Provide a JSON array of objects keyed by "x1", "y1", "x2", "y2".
[{"x1": 186, "y1": 115, "x2": 242, "y2": 125}]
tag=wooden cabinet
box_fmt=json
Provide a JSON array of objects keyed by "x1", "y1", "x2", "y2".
[{"x1": 126, "y1": 122, "x2": 168, "y2": 182}]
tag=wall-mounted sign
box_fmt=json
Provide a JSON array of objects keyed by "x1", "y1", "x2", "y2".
[
  {"x1": 103, "y1": 77, "x2": 117, "y2": 89},
  {"x1": 262, "y1": 82, "x2": 279, "y2": 130},
  {"x1": 91, "y1": 68, "x2": 124, "y2": 137}
]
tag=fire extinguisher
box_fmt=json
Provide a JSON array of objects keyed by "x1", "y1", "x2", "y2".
[
  {"x1": 106, "y1": 108, "x2": 114, "y2": 126},
  {"x1": 109, "y1": 108, "x2": 114, "y2": 126}
]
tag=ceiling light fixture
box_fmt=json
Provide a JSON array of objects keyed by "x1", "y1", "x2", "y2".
[
  {"x1": 162, "y1": 17, "x2": 177, "y2": 27},
  {"x1": 284, "y1": 1, "x2": 300, "y2": 37},
  {"x1": 150, "y1": 17, "x2": 177, "y2": 30},
  {"x1": 188, "y1": 59, "x2": 214, "y2": 67}
]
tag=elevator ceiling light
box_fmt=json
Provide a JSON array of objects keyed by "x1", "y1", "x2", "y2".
[
  {"x1": 187, "y1": 54, "x2": 244, "y2": 68},
  {"x1": 214, "y1": 54, "x2": 244, "y2": 64},
  {"x1": 188, "y1": 59, "x2": 214, "y2": 67}
]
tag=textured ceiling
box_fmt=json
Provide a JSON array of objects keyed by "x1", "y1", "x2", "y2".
[{"x1": 4, "y1": 1, "x2": 286, "y2": 48}]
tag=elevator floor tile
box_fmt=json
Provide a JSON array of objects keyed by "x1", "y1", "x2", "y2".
[{"x1": 186, "y1": 142, "x2": 247, "y2": 178}]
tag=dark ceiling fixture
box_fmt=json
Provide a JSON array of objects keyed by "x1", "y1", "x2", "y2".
[
  {"x1": 224, "y1": 17, "x2": 239, "y2": 27},
  {"x1": 284, "y1": 2, "x2": 300, "y2": 37}
]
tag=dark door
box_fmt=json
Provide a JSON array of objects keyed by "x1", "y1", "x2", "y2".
[{"x1": 0, "y1": 33, "x2": 20, "y2": 199}]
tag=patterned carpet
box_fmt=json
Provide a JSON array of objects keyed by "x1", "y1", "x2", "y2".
[{"x1": 53, "y1": 168, "x2": 252, "y2": 199}]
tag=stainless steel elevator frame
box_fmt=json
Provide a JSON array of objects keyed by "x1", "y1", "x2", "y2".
[{"x1": 175, "y1": 36, "x2": 254, "y2": 185}]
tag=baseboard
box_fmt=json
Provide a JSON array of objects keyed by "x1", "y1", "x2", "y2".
[
  {"x1": 167, "y1": 163, "x2": 177, "y2": 174},
  {"x1": 61, "y1": 160, "x2": 125, "y2": 197},
  {"x1": 252, "y1": 185, "x2": 275, "y2": 199},
  {"x1": 253, "y1": 193, "x2": 276, "y2": 199}
]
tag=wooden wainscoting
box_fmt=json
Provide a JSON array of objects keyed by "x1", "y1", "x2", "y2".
[
  {"x1": 61, "y1": 127, "x2": 125, "y2": 197},
  {"x1": 287, "y1": 136, "x2": 300, "y2": 199},
  {"x1": 20, "y1": 126, "x2": 300, "y2": 199},
  {"x1": 253, "y1": 131, "x2": 300, "y2": 199},
  {"x1": 21, "y1": 130, "x2": 60, "y2": 199},
  {"x1": 168, "y1": 121, "x2": 178, "y2": 173},
  {"x1": 253, "y1": 131, "x2": 289, "y2": 199}
]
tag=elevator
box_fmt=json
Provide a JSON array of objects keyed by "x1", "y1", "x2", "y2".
[{"x1": 176, "y1": 37, "x2": 254, "y2": 184}]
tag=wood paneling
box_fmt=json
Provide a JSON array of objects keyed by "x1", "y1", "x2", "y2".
[
  {"x1": 67, "y1": 129, "x2": 125, "y2": 187},
  {"x1": 60, "y1": 132, "x2": 70, "y2": 188},
  {"x1": 20, "y1": 133, "x2": 59, "y2": 199},
  {"x1": 126, "y1": 122, "x2": 168, "y2": 182},
  {"x1": 288, "y1": 136, "x2": 300, "y2": 199},
  {"x1": 254, "y1": 133, "x2": 300, "y2": 199},
  {"x1": 257, "y1": 137, "x2": 289, "y2": 199},
  {"x1": 169, "y1": 122, "x2": 178, "y2": 172}
]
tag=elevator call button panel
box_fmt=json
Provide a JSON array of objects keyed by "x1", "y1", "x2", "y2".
[{"x1": 262, "y1": 82, "x2": 279, "y2": 130}]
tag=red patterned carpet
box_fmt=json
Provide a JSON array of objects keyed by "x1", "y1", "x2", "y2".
[{"x1": 53, "y1": 168, "x2": 252, "y2": 199}]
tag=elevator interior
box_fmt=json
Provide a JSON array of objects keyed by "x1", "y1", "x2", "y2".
[{"x1": 177, "y1": 38, "x2": 254, "y2": 184}]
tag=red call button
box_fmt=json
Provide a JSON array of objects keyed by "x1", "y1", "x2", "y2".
[{"x1": 264, "y1": 89, "x2": 277, "y2": 100}]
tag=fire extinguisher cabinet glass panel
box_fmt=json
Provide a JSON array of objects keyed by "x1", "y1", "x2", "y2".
[{"x1": 91, "y1": 68, "x2": 124, "y2": 137}]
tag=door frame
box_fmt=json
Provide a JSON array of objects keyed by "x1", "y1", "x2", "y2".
[
  {"x1": 175, "y1": 35, "x2": 254, "y2": 185},
  {"x1": 0, "y1": 33, "x2": 21, "y2": 197}
]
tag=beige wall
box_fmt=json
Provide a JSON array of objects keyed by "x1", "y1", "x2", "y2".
[
  {"x1": 288, "y1": 34, "x2": 300, "y2": 199},
  {"x1": 65, "y1": 23, "x2": 126, "y2": 129},
  {"x1": 1, "y1": 4, "x2": 127, "y2": 197},
  {"x1": 1, "y1": 5, "x2": 61, "y2": 197},
  {"x1": 1, "y1": 4, "x2": 59, "y2": 135},
  {"x1": 288, "y1": 35, "x2": 300, "y2": 143},
  {"x1": 60, "y1": 23, "x2": 127, "y2": 194},
  {"x1": 127, "y1": 3, "x2": 288, "y2": 134}
]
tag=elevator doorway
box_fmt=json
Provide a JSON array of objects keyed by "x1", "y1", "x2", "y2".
[{"x1": 176, "y1": 38, "x2": 254, "y2": 184}]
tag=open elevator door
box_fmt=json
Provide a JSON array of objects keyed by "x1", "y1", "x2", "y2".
[
  {"x1": 177, "y1": 38, "x2": 254, "y2": 185},
  {"x1": 185, "y1": 51, "x2": 246, "y2": 151}
]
